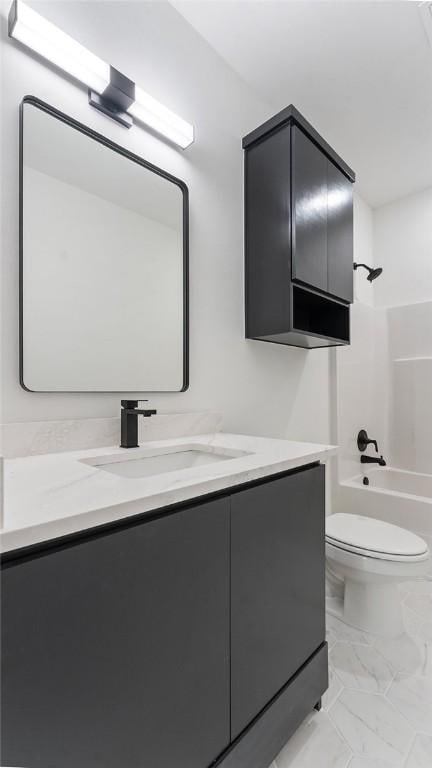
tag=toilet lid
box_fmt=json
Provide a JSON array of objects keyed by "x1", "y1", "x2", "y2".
[{"x1": 326, "y1": 514, "x2": 428, "y2": 558}]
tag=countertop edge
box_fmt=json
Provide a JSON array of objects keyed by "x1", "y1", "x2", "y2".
[{"x1": 1, "y1": 438, "x2": 337, "y2": 555}]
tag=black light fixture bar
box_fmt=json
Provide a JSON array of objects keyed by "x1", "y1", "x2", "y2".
[{"x1": 89, "y1": 67, "x2": 135, "y2": 128}]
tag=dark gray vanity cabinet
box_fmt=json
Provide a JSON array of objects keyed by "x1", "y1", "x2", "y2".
[
  {"x1": 231, "y1": 466, "x2": 325, "y2": 739},
  {"x1": 1, "y1": 465, "x2": 328, "y2": 768},
  {"x1": 244, "y1": 104, "x2": 355, "y2": 349},
  {"x1": 1, "y1": 499, "x2": 230, "y2": 768}
]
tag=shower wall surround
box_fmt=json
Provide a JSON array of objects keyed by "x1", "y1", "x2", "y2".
[
  {"x1": 335, "y1": 186, "x2": 432, "y2": 492},
  {"x1": 387, "y1": 301, "x2": 432, "y2": 475},
  {"x1": 373, "y1": 187, "x2": 432, "y2": 475}
]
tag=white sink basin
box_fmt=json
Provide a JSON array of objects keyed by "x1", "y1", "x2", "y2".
[{"x1": 81, "y1": 445, "x2": 251, "y2": 479}]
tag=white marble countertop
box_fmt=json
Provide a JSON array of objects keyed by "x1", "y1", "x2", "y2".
[{"x1": 1, "y1": 433, "x2": 337, "y2": 553}]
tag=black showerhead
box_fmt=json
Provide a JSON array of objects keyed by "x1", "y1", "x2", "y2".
[
  {"x1": 367, "y1": 267, "x2": 383, "y2": 283},
  {"x1": 353, "y1": 263, "x2": 383, "y2": 283}
]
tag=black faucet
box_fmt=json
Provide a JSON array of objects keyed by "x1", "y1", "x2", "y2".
[
  {"x1": 357, "y1": 429, "x2": 386, "y2": 467},
  {"x1": 120, "y1": 400, "x2": 157, "y2": 449},
  {"x1": 360, "y1": 454, "x2": 387, "y2": 467}
]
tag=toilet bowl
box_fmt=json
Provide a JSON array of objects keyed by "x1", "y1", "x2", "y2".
[{"x1": 326, "y1": 513, "x2": 430, "y2": 637}]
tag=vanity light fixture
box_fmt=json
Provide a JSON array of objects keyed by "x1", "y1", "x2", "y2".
[{"x1": 8, "y1": 0, "x2": 194, "y2": 148}]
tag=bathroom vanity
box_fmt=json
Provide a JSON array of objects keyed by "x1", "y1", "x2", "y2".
[{"x1": 1, "y1": 433, "x2": 335, "y2": 768}]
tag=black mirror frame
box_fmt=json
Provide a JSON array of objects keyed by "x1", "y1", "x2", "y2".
[{"x1": 19, "y1": 95, "x2": 189, "y2": 393}]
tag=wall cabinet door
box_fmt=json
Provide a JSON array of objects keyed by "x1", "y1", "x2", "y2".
[
  {"x1": 1, "y1": 499, "x2": 230, "y2": 768},
  {"x1": 327, "y1": 160, "x2": 353, "y2": 302},
  {"x1": 230, "y1": 466, "x2": 325, "y2": 739},
  {"x1": 292, "y1": 126, "x2": 353, "y2": 303},
  {"x1": 245, "y1": 124, "x2": 292, "y2": 339},
  {"x1": 291, "y1": 126, "x2": 328, "y2": 293}
]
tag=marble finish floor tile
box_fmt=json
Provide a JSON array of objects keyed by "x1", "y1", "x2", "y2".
[
  {"x1": 323, "y1": 664, "x2": 344, "y2": 710},
  {"x1": 402, "y1": 580, "x2": 432, "y2": 598},
  {"x1": 405, "y1": 734, "x2": 432, "y2": 767},
  {"x1": 327, "y1": 626, "x2": 338, "y2": 651},
  {"x1": 347, "y1": 758, "x2": 394, "y2": 768},
  {"x1": 269, "y1": 582, "x2": 432, "y2": 768},
  {"x1": 410, "y1": 637, "x2": 432, "y2": 679},
  {"x1": 416, "y1": 617, "x2": 432, "y2": 643},
  {"x1": 373, "y1": 632, "x2": 431, "y2": 679},
  {"x1": 274, "y1": 710, "x2": 352, "y2": 768},
  {"x1": 329, "y1": 689, "x2": 413, "y2": 765},
  {"x1": 403, "y1": 606, "x2": 425, "y2": 637},
  {"x1": 330, "y1": 643, "x2": 394, "y2": 694},
  {"x1": 404, "y1": 594, "x2": 432, "y2": 623},
  {"x1": 326, "y1": 596, "x2": 344, "y2": 618},
  {"x1": 398, "y1": 616, "x2": 432, "y2": 679},
  {"x1": 386, "y1": 674, "x2": 432, "y2": 734},
  {"x1": 326, "y1": 614, "x2": 373, "y2": 646}
]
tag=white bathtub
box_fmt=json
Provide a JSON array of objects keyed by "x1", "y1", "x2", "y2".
[{"x1": 338, "y1": 467, "x2": 432, "y2": 541}]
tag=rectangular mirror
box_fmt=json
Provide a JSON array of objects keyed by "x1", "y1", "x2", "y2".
[{"x1": 20, "y1": 97, "x2": 188, "y2": 392}]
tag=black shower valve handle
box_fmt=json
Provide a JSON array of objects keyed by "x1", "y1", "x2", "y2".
[{"x1": 357, "y1": 429, "x2": 379, "y2": 453}]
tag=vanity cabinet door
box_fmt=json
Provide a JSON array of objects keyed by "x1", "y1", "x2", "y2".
[
  {"x1": 1, "y1": 499, "x2": 230, "y2": 768},
  {"x1": 230, "y1": 465, "x2": 326, "y2": 739},
  {"x1": 291, "y1": 126, "x2": 328, "y2": 293}
]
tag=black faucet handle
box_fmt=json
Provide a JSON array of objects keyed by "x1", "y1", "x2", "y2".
[
  {"x1": 121, "y1": 399, "x2": 148, "y2": 409},
  {"x1": 357, "y1": 429, "x2": 379, "y2": 453},
  {"x1": 134, "y1": 400, "x2": 156, "y2": 417}
]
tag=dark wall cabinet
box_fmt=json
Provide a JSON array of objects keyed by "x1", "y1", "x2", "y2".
[
  {"x1": 244, "y1": 105, "x2": 355, "y2": 349},
  {"x1": 1, "y1": 465, "x2": 328, "y2": 768}
]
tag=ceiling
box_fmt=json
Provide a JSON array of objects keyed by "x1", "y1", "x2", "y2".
[{"x1": 173, "y1": 1, "x2": 432, "y2": 208}]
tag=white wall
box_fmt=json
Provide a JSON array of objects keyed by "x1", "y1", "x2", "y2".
[
  {"x1": 0, "y1": 0, "x2": 334, "y2": 444},
  {"x1": 374, "y1": 187, "x2": 432, "y2": 308},
  {"x1": 352, "y1": 195, "x2": 375, "y2": 308}
]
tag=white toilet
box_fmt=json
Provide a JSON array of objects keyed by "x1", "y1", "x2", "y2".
[{"x1": 326, "y1": 513, "x2": 430, "y2": 637}]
